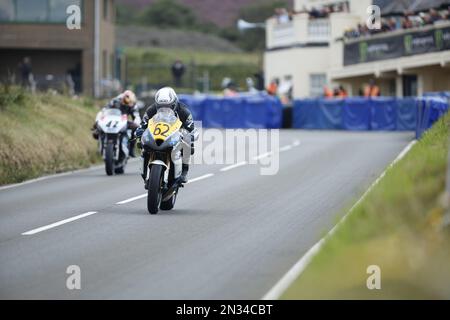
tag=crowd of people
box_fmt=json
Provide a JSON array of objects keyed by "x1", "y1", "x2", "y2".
[
  {"x1": 273, "y1": 2, "x2": 350, "y2": 24},
  {"x1": 344, "y1": 7, "x2": 450, "y2": 39},
  {"x1": 323, "y1": 80, "x2": 381, "y2": 98}
]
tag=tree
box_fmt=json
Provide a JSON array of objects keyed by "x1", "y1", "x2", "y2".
[
  {"x1": 116, "y1": 3, "x2": 138, "y2": 25},
  {"x1": 138, "y1": 0, "x2": 198, "y2": 29}
]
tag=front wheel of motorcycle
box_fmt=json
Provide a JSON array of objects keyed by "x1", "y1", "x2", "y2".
[
  {"x1": 147, "y1": 165, "x2": 163, "y2": 214},
  {"x1": 105, "y1": 142, "x2": 115, "y2": 176}
]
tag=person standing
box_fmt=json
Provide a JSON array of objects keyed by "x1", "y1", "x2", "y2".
[
  {"x1": 171, "y1": 60, "x2": 186, "y2": 88},
  {"x1": 19, "y1": 57, "x2": 32, "y2": 89}
]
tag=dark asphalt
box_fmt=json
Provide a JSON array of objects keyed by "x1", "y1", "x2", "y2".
[{"x1": 0, "y1": 130, "x2": 414, "y2": 299}]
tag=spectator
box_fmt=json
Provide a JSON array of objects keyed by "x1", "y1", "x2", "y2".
[
  {"x1": 222, "y1": 77, "x2": 238, "y2": 97},
  {"x1": 335, "y1": 85, "x2": 348, "y2": 98},
  {"x1": 323, "y1": 85, "x2": 334, "y2": 98},
  {"x1": 343, "y1": 6, "x2": 450, "y2": 39},
  {"x1": 267, "y1": 78, "x2": 279, "y2": 96},
  {"x1": 171, "y1": 60, "x2": 185, "y2": 88},
  {"x1": 19, "y1": 57, "x2": 32, "y2": 89},
  {"x1": 363, "y1": 80, "x2": 380, "y2": 97}
]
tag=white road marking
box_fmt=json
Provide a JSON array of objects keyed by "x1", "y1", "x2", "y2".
[
  {"x1": 116, "y1": 173, "x2": 214, "y2": 204},
  {"x1": 279, "y1": 145, "x2": 292, "y2": 152},
  {"x1": 292, "y1": 140, "x2": 301, "y2": 147},
  {"x1": 116, "y1": 193, "x2": 147, "y2": 205},
  {"x1": 22, "y1": 211, "x2": 98, "y2": 235},
  {"x1": 186, "y1": 173, "x2": 214, "y2": 184},
  {"x1": 220, "y1": 161, "x2": 248, "y2": 172},
  {"x1": 253, "y1": 152, "x2": 272, "y2": 161},
  {"x1": 262, "y1": 139, "x2": 417, "y2": 300}
]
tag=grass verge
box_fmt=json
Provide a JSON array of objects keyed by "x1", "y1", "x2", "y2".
[
  {"x1": 0, "y1": 86, "x2": 101, "y2": 185},
  {"x1": 282, "y1": 111, "x2": 450, "y2": 299}
]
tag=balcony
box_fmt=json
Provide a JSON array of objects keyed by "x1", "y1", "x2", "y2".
[
  {"x1": 343, "y1": 21, "x2": 450, "y2": 66},
  {"x1": 266, "y1": 13, "x2": 330, "y2": 49}
]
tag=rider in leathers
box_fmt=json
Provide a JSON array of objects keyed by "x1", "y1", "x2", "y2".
[
  {"x1": 92, "y1": 90, "x2": 141, "y2": 157},
  {"x1": 135, "y1": 87, "x2": 195, "y2": 184}
]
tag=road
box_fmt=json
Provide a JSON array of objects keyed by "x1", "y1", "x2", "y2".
[{"x1": 0, "y1": 130, "x2": 413, "y2": 299}]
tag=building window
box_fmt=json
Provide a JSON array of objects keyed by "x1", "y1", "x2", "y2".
[
  {"x1": 0, "y1": 0, "x2": 82, "y2": 23},
  {"x1": 309, "y1": 74, "x2": 326, "y2": 97},
  {"x1": 0, "y1": 0, "x2": 15, "y2": 21}
]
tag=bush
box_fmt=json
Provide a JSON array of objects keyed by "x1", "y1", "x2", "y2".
[{"x1": 0, "y1": 85, "x2": 27, "y2": 111}]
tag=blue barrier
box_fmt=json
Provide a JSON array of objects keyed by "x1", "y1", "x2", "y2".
[
  {"x1": 179, "y1": 94, "x2": 283, "y2": 129},
  {"x1": 293, "y1": 97, "x2": 425, "y2": 132},
  {"x1": 396, "y1": 98, "x2": 416, "y2": 131},
  {"x1": 416, "y1": 97, "x2": 449, "y2": 138},
  {"x1": 370, "y1": 97, "x2": 397, "y2": 130},
  {"x1": 342, "y1": 97, "x2": 370, "y2": 130}
]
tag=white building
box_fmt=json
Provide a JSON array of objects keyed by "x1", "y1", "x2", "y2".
[{"x1": 264, "y1": 0, "x2": 450, "y2": 98}]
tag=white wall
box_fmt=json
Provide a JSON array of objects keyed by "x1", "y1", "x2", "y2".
[{"x1": 264, "y1": 46, "x2": 330, "y2": 98}]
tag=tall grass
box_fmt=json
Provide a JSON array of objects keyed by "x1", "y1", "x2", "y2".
[
  {"x1": 282, "y1": 112, "x2": 450, "y2": 299},
  {"x1": 0, "y1": 86, "x2": 101, "y2": 185}
]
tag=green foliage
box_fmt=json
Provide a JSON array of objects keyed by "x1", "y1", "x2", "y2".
[
  {"x1": 116, "y1": 3, "x2": 138, "y2": 25},
  {"x1": 115, "y1": 0, "x2": 290, "y2": 52},
  {"x1": 0, "y1": 84, "x2": 27, "y2": 111},
  {"x1": 137, "y1": 0, "x2": 199, "y2": 29},
  {"x1": 125, "y1": 47, "x2": 260, "y2": 91}
]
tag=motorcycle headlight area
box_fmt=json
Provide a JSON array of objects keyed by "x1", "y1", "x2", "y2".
[
  {"x1": 142, "y1": 129, "x2": 153, "y2": 144},
  {"x1": 165, "y1": 132, "x2": 181, "y2": 147}
]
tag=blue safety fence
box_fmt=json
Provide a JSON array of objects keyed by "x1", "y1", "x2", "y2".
[
  {"x1": 416, "y1": 96, "x2": 450, "y2": 139},
  {"x1": 179, "y1": 94, "x2": 283, "y2": 129},
  {"x1": 293, "y1": 97, "x2": 449, "y2": 138},
  {"x1": 293, "y1": 97, "x2": 419, "y2": 131}
]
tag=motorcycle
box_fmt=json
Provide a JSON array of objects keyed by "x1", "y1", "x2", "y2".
[
  {"x1": 95, "y1": 108, "x2": 131, "y2": 176},
  {"x1": 140, "y1": 107, "x2": 189, "y2": 214}
]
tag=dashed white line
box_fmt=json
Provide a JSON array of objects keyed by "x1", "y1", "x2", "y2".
[
  {"x1": 253, "y1": 152, "x2": 272, "y2": 161},
  {"x1": 116, "y1": 173, "x2": 215, "y2": 204},
  {"x1": 20, "y1": 140, "x2": 301, "y2": 235},
  {"x1": 220, "y1": 161, "x2": 248, "y2": 172},
  {"x1": 186, "y1": 173, "x2": 214, "y2": 184},
  {"x1": 22, "y1": 211, "x2": 98, "y2": 235},
  {"x1": 279, "y1": 145, "x2": 293, "y2": 152},
  {"x1": 116, "y1": 193, "x2": 147, "y2": 205}
]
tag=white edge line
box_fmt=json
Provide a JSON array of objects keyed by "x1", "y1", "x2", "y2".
[
  {"x1": 220, "y1": 161, "x2": 248, "y2": 172},
  {"x1": 0, "y1": 159, "x2": 140, "y2": 192},
  {"x1": 262, "y1": 139, "x2": 417, "y2": 300},
  {"x1": 22, "y1": 211, "x2": 98, "y2": 235}
]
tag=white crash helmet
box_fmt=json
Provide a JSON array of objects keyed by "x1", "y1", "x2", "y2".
[{"x1": 155, "y1": 87, "x2": 178, "y2": 111}]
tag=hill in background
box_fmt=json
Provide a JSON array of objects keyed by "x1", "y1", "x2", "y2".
[
  {"x1": 117, "y1": 26, "x2": 242, "y2": 52},
  {"x1": 117, "y1": 0, "x2": 293, "y2": 27}
]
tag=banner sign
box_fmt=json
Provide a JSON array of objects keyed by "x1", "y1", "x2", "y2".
[{"x1": 344, "y1": 26, "x2": 450, "y2": 65}]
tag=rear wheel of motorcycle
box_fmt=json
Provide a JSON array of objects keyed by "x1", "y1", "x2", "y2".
[
  {"x1": 105, "y1": 142, "x2": 114, "y2": 176},
  {"x1": 147, "y1": 165, "x2": 163, "y2": 214},
  {"x1": 160, "y1": 188, "x2": 177, "y2": 211}
]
